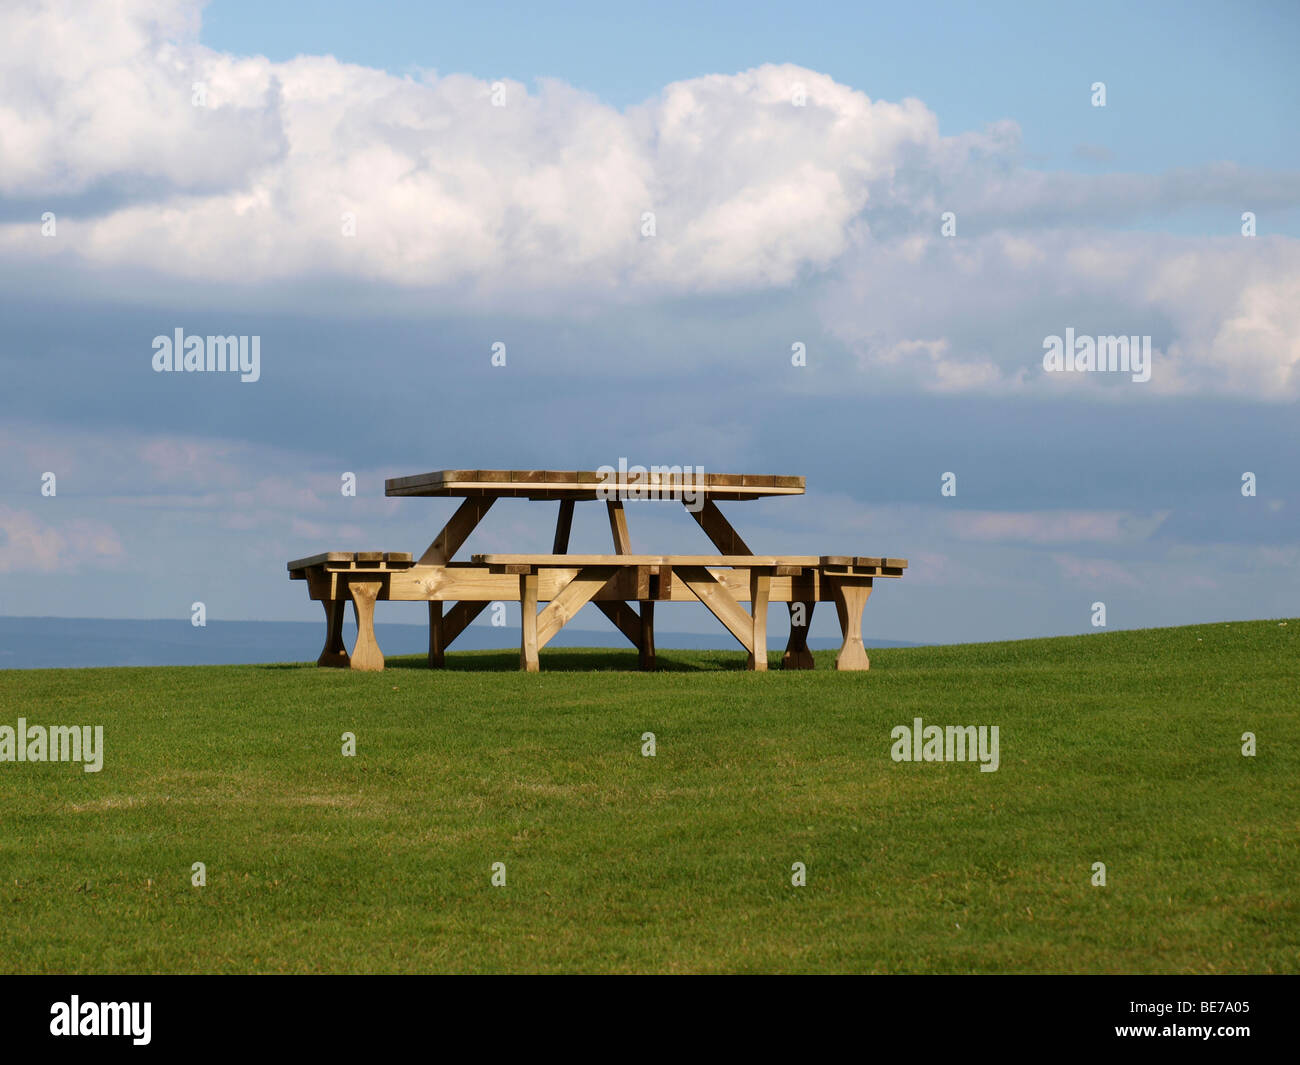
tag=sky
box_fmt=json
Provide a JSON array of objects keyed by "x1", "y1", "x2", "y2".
[{"x1": 0, "y1": 0, "x2": 1297, "y2": 647}]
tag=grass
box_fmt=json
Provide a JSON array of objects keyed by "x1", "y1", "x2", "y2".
[{"x1": 0, "y1": 619, "x2": 1296, "y2": 973}]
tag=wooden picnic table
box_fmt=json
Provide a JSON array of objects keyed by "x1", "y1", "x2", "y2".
[{"x1": 288, "y1": 469, "x2": 906, "y2": 673}]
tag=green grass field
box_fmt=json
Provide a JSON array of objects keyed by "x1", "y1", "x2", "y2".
[{"x1": 1, "y1": 619, "x2": 1296, "y2": 974}]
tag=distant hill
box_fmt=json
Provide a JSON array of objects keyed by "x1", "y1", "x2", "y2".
[{"x1": 0, "y1": 616, "x2": 921, "y2": 669}]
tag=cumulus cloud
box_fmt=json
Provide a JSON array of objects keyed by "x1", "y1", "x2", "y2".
[
  {"x1": 2, "y1": 0, "x2": 1298, "y2": 397},
  {"x1": 820, "y1": 229, "x2": 1300, "y2": 398},
  {"x1": 0, "y1": 0, "x2": 951, "y2": 294}
]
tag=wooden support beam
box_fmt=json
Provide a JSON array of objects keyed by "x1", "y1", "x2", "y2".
[
  {"x1": 427, "y1": 599, "x2": 489, "y2": 666},
  {"x1": 443, "y1": 600, "x2": 488, "y2": 645},
  {"x1": 595, "y1": 601, "x2": 642, "y2": 647},
  {"x1": 317, "y1": 599, "x2": 350, "y2": 668},
  {"x1": 606, "y1": 499, "x2": 632, "y2": 553},
  {"x1": 688, "y1": 497, "x2": 754, "y2": 555},
  {"x1": 639, "y1": 600, "x2": 656, "y2": 671},
  {"x1": 604, "y1": 496, "x2": 654, "y2": 665},
  {"x1": 537, "y1": 566, "x2": 619, "y2": 648},
  {"x1": 748, "y1": 570, "x2": 770, "y2": 671},
  {"x1": 675, "y1": 565, "x2": 755, "y2": 653},
  {"x1": 519, "y1": 573, "x2": 539, "y2": 672},
  {"x1": 419, "y1": 496, "x2": 495, "y2": 565},
  {"x1": 552, "y1": 499, "x2": 575, "y2": 553},
  {"x1": 348, "y1": 581, "x2": 385, "y2": 671},
  {"x1": 427, "y1": 601, "x2": 444, "y2": 667}
]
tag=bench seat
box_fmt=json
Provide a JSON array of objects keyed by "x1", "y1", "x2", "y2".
[
  {"x1": 471, "y1": 553, "x2": 906, "y2": 576},
  {"x1": 287, "y1": 550, "x2": 906, "y2": 674}
]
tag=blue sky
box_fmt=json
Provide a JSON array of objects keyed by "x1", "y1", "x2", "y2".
[
  {"x1": 199, "y1": 0, "x2": 1300, "y2": 180},
  {"x1": 0, "y1": 0, "x2": 1296, "y2": 648}
]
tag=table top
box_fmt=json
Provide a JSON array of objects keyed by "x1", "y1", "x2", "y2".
[{"x1": 385, "y1": 470, "x2": 805, "y2": 501}]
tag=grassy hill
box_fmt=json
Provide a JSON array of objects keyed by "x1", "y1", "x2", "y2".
[{"x1": 1, "y1": 619, "x2": 1296, "y2": 973}]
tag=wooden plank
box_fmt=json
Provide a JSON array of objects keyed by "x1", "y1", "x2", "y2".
[
  {"x1": 392, "y1": 567, "x2": 521, "y2": 601},
  {"x1": 388, "y1": 483, "x2": 803, "y2": 500},
  {"x1": 383, "y1": 472, "x2": 444, "y2": 493},
  {"x1": 385, "y1": 470, "x2": 806, "y2": 499},
  {"x1": 287, "y1": 551, "x2": 354, "y2": 571},
  {"x1": 473, "y1": 553, "x2": 823, "y2": 567},
  {"x1": 514, "y1": 469, "x2": 575, "y2": 483},
  {"x1": 371, "y1": 564, "x2": 901, "y2": 606}
]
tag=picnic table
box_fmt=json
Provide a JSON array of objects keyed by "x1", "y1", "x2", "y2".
[{"x1": 288, "y1": 469, "x2": 906, "y2": 673}]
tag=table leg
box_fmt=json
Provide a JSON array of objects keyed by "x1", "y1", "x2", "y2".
[
  {"x1": 316, "y1": 599, "x2": 350, "y2": 668},
  {"x1": 828, "y1": 576, "x2": 872, "y2": 671},
  {"x1": 639, "y1": 600, "x2": 656, "y2": 670},
  {"x1": 606, "y1": 499, "x2": 632, "y2": 553},
  {"x1": 781, "y1": 602, "x2": 816, "y2": 670},
  {"x1": 553, "y1": 499, "x2": 575, "y2": 553},
  {"x1": 519, "y1": 573, "x2": 539, "y2": 672},
  {"x1": 427, "y1": 601, "x2": 444, "y2": 668},
  {"x1": 348, "y1": 581, "x2": 385, "y2": 671},
  {"x1": 605, "y1": 498, "x2": 654, "y2": 667},
  {"x1": 419, "y1": 496, "x2": 495, "y2": 565},
  {"x1": 687, "y1": 497, "x2": 754, "y2": 555},
  {"x1": 748, "y1": 571, "x2": 770, "y2": 671}
]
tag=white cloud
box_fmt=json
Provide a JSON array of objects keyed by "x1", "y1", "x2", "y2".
[
  {"x1": 0, "y1": 1, "x2": 947, "y2": 294},
  {"x1": 820, "y1": 229, "x2": 1300, "y2": 399},
  {"x1": 2, "y1": 0, "x2": 1298, "y2": 397}
]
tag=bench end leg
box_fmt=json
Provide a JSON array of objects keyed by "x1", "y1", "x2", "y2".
[
  {"x1": 316, "y1": 599, "x2": 351, "y2": 668},
  {"x1": 781, "y1": 601, "x2": 816, "y2": 670},
  {"x1": 830, "y1": 577, "x2": 872, "y2": 672},
  {"x1": 519, "y1": 573, "x2": 540, "y2": 672},
  {"x1": 348, "y1": 581, "x2": 385, "y2": 671}
]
